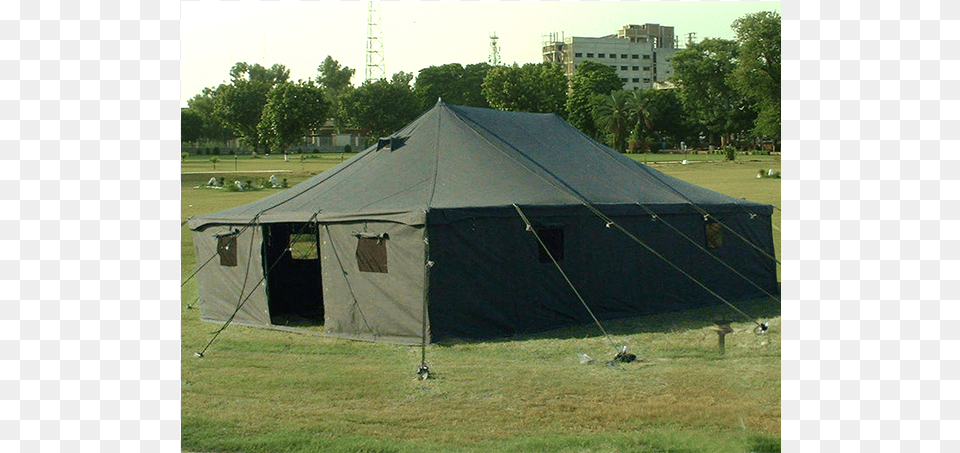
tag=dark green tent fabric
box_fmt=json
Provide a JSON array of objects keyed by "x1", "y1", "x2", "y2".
[{"x1": 189, "y1": 102, "x2": 778, "y2": 344}]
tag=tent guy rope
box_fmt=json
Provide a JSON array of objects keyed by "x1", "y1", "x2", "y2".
[{"x1": 513, "y1": 204, "x2": 621, "y2": 354}]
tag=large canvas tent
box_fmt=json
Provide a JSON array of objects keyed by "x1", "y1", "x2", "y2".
[{"x1": 188, "y1": 102, "x2": 778, "y2": 345}]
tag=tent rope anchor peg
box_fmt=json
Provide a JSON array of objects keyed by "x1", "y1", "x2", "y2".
[
  {"x1": 754, "y1": 321, "x2": 769, "y2": 335},
  {"x1": 612, "y1": 345, "x2": 637, "y2": 363},
  {"x1": 417, "y1": 363, "x2": 430, "y2": 380}
]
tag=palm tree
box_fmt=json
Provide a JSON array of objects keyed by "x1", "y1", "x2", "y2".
[
  {"x1": 594, "y1": 91, "x2": 632, "y2": 153},
  {"x1": 626, "y1": 90, "x2": 654, "y2": 146}
]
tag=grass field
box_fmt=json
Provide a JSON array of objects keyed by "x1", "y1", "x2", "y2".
[{"x1": 181, "y1": 152, "x2": 781, "y2": 453}]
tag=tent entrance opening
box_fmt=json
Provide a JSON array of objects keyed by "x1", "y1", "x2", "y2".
[{"x1": 263, "y1": 223, "x2": 324, "y2": 325}]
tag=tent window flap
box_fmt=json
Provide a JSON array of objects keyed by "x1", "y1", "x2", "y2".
[
  {"x1": 217, "y1": 235, "x2": 238, "y2": 267},
  {"x1": 356, "y1": 234, "x2": 388, "y2": 273},
  {"x1": 705, "y1": 221, "x2": 723, "y2": 249}
]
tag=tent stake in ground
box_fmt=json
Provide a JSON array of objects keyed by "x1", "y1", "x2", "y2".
[{"x1": 712, "y1": 321, "x2": 734, "y2": 355}]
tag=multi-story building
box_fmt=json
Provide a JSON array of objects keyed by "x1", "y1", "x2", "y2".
[{"x1": 543, "y1": 24, "x2": 679, "y2": 91}]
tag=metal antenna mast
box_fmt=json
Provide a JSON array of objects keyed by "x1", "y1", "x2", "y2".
[
  {"x1": 488, "y1": 32, "x2": 501, "y2": 66},
  {"x1": 365, "y1": 1, "x2": 385, "y2": 82}
]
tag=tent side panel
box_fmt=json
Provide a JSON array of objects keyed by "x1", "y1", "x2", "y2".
[
  {"x1": 426, "y1": 209, "x2": 779, "y2": 341},
  {"x1": 192, "y1": 226, "x2": 270, "y2": 326},
  {"x1": 320, "y1": 222, "x2": 427, "y2": 345},
  {"x1": 426, "y1": 214, "x2": 584, "y2": 340}
]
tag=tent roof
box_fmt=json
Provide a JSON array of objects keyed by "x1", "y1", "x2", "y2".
[{"x1": 189, "y1": 102, "x2": 769, "y2": 229}]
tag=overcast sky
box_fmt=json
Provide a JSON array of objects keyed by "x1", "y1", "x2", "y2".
[{"x1": 181, "y1": 1, "x2": 781, "y2": 107}]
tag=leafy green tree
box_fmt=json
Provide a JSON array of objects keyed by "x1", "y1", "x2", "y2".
[
  {"x1": 258, "y1": 80, "x2": 329, "y2": 153},
  {"x1": 391, "y1": 71, "x2": 414, "y2": 87},
  {"x1": 670, "y1": 39, "x2": 755, "y2": 147},
  {"x1": 730, "y1": 11, "x2": 781, "y2": 139},
  {"x1": 641, "y1": 89, "x2": 680, "y2": 140},
  {"x1": 630, "y1": 89, "x2": 699, "y2": 149},
  {"x1": 565, "y1": 61, "x2": 623, "y2": 139},
  {"x1": 340, "y1": 73, "x2": 420, "y2": 138},
  {"x1": 316, "y1": 56, "x2": 356, "y2": 132},
  {"x1": 415, "y1": 63, "x2": 462, "y2": 111},
  {"x1": 213, "y1": 81, "x2": 271, "y2": 150},
  {"x1": 460, "y1": 63, "x2": 493, "y2": 108},
  {"x1": 414, "y1": 62, "x2": 492, "y2": 112},
  {"x1": 316, "y1": 56, "x2": 355, "y2": 97},
  {"x1": 230, "y1": 62, "x2": 290, "y2": 85},
  {"x1": 214, "y1": 62, "x2": 290, "y2": 150},
  {"x1": 186, "y1": 88, "x2": 234, "y2": 143},
  {"x1": 180, "y1": 108, "x2": 203, "y2": 143},
  {"x1": 481, "y1": 63, "x2": 567, "y2": 115},
  {"x1": 593, "y1": 91, "x2": 633, "y2": 153}
]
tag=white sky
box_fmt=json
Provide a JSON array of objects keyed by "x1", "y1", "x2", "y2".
[{"x1": 181, "y1": 1, "x2": 781, "y2": 107}]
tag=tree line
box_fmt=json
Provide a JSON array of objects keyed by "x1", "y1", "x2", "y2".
[{"x1": 181, "y1": 11, "x2": 780, "y2": 154}]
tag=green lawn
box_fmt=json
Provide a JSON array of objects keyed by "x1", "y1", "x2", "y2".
[{"x1": 181, "y1": 153, "x2": 781, "y2": 453}]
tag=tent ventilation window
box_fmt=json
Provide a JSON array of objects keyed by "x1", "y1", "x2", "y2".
[
  {"x1": 705, "y1": 221, "x2": 723, "y2": 249},
  {"x1": 355, "y1": 233, "x2": 389, "y2": 273},
  {"x1": 536, "y1": 227, "x2": 565, "y2": 263},
  {"x1": 376, "y1": 136, "x2": 406, "y2": 151},
  {"x1": 216, "y1": 233, "x2": 238, "y2": 267},
  {"x1": 289, "y1": 233, "x2": 319, "y2": 260}
]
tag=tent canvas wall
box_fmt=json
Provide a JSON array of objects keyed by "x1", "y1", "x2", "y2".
[{"x1": 188, "y1": 102, "x2": 778, "y2": 345}]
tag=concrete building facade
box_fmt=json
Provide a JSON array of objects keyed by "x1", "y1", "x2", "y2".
[{"x1": 543, "y1": 24, "x2": 679, "y2": 91}]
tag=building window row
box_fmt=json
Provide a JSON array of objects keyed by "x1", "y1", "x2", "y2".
[
  {"x1": 607, "y1": 65, "x2": 652, "y2": 73},
  {"x1": 574, "y1": 52, "x2": 647, "y2": 60}
]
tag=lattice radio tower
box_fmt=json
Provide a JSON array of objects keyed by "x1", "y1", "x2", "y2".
[
  {"x1": 365, "y1": 1, "x2": 386, "y2": 82},
  {"x1": 488, "y1": 32, "x2": 501, "y2": 66}
]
